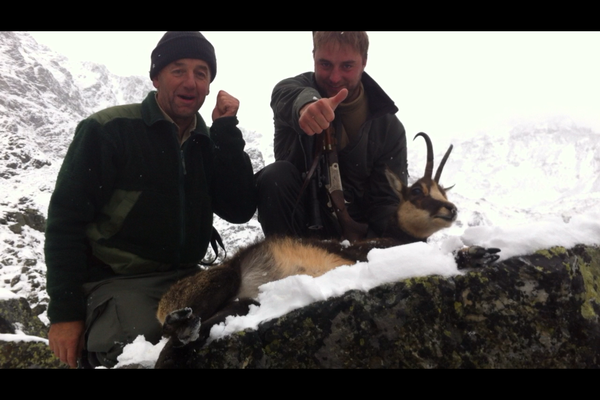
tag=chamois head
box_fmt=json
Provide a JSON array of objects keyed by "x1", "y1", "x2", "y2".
[{"x1": 385, "y1": 132, "x2": 457, "y2": 240}]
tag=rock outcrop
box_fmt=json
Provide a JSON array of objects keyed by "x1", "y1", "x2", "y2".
[
  {"x1": 156, "y1": 245, "x2": 600, "y2": 369},
  {"x1": 2, "y1": 244, "x2": 599, "y2": 369},
  {"x1": 0, "y1": 296, "x2": 66, "y2": 368}
]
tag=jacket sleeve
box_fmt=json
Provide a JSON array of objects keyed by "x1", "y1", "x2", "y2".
[
  {"x1": 270, "y1": 73, "x2": 321, "y2": 164},
  {"x1": 271, "y1": 74, "x2": 321, "y2": 134},
  {"x1": 44, "y1": 119, "x2": 119, "y2": 323},
  {"x1": 209, "y1": 116, "x2": 257, "y2": 223},
  {"x1": 365, "y1": 116, "x2": 408, "y2": 236}
]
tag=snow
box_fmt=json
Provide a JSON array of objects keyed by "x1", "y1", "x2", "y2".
[
  {"x1": 208, "y1": 241, "x2": 459, "y2": 344},
  {"x1": 0, "y1": 288, "x2": 20, "y2": 300},
  {"x1": 461, "y1": 213, "x2": 600, "y2": 260},
  {"x1": 113, "y1": 336, "x2": 168, "y2": 369},
  {"x1": 0, "y1": 333, "x2": 48, "y2": 344}
]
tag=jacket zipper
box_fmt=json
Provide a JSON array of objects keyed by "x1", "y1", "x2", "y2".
[
  {"x1": 180, "y1": 148, "x2": 186, "y2": 175},
  {"x1": 171, "y1": 126, "x2": 186, "y2": 268}
]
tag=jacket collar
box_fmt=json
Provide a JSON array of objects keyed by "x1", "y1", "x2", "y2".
[{"x1": 360, "y1": 72, "x2": 399, "y2": 119}]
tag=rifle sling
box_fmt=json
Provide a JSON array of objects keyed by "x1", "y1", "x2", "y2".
[{"x1": 293, "y1": 136, "x2": 324, "y2": 213}]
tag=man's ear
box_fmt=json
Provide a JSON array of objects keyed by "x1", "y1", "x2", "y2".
[{"x1": 152, "y1": 77, "x2": 159, "y2": 89}]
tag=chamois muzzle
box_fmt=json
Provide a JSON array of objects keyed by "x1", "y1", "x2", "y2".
[{"x1": 434, "y1": 203, "x2": 458, "y2": 222}]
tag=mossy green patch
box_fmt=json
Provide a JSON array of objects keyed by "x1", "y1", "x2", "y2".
[
  {"x1": 578, "y1": 246, "x2": 600, "y2": 320},
  {"x1": 264, "y1": 339, "x2": 281, "y2": 355},
  {"x1": 303, "y1": 318, "x2": 315, "y2": 329},
  {"x1": 454, "y1": 301, "x2": 463, "y2": 315},
  {"x1": 464, "y1": 270, "x2": 490, "y2": 284},
  {"x1": 536, "y1": 246, "x2": 568, "y2": 259},
  {"x1": 0, "y1": 341, "x2": 66, "y2": 369}
]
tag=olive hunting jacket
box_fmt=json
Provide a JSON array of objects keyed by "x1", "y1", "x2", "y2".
[
  {"x1": 271, "y1": 72, "x2": 408, "y2": 236},
  {"x1": 45, "y1": 92, "x2": 257, "y2": 323}
]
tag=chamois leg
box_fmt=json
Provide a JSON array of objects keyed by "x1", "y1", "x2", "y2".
[
  {"x1": 161, "y1": 308, "x2": 202, "y2": 346},
  {"x1": 155, "y1": 336, "x2": 187, "y2": 369},
  {"x1": 162, "y1": 297, "x2": 259, "y2": 348},
  {"x1": 196, "y1": 298, "x2": 260, "y2": 341},
  {"x1": 158, "y1": 262, "x2": 243, "y2": 347},
  {"x1": 155, "y1": 298, "x2": 259, "y2": 369},
  {"x1": 454, "y1": 246, "x2": 501, "y2": 269}
]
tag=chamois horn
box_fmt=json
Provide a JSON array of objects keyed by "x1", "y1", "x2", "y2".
[
  {"x1": 414, "y1": 132, "x2": 434, "y2": 181},
  {"x1": 413, "y1": 132, "x2": 454, "y2": 185},
  {"x1": 434, "y1": 144, "x2": 453, "y2": 184}
]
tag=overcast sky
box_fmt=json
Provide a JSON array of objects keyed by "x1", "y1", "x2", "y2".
[{"x1": 29, "y1": 31, "x2": 600, "y2": 147}]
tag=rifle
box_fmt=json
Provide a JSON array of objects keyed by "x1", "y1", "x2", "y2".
[
  {"x1": 318, "y1": 125, "x2": 368, "y2": 242},
  {"x1": 303, "y1": 133, "x2": 323, "y2": 231}
]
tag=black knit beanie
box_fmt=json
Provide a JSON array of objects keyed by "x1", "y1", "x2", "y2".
[{"x1": 150, "y1": 31, "x2": 217, "y2": 82}]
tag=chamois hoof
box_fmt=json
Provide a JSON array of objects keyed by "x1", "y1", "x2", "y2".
[
  {"x1": 454, "y1": 246, "x2": 501, "y2": 270},
  {"x1": 162, "y1": 307, "x2": 202, "y2": 347}
]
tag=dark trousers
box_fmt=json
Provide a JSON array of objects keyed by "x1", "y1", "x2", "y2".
[
  {"x1": 82, "y1": 267, "x2": 200, "y2": 368},
  {"x1": 256, "y1": 161, "x2": 341, "y2": 240}
]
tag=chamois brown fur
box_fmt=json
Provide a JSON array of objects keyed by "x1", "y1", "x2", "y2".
[{"x1": 156, "y1": 133, "x2": 497, "y2": 354}]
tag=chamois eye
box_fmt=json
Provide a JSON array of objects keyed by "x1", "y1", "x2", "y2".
[{"x1": 410, "y1": 187, "x2": 423, "y2": 196}]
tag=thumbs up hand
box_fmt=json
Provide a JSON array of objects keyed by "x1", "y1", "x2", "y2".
[{"x1": 298, "y1": 88, "x2": 348, "y2": 136}]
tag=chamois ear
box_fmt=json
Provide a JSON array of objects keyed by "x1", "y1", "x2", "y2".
[{"x1": 384, "y1": 167, "x2": 405, "y2": 201}]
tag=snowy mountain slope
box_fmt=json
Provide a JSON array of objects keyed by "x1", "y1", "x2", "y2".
[{"x1": 405, "y1": 118, "x2": 600, "y2": 238}]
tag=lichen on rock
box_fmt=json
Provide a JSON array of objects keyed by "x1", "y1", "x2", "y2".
[{"x1": 155, "y1": 245, "x2": 600, "y2": 369}]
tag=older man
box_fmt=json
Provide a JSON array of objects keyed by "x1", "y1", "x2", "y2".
[
  {"x1": 45, "y1": 31, "x2": 256, "y2": 368},
  {"x1": 257, "y1": 31, "x2": 407, "y2": 241}
]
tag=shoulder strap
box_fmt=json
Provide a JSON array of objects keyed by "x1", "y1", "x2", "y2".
[{"x1": 200, "y1": 227, "x2": 226, "y2": 266}]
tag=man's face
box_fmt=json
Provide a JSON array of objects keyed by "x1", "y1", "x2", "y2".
[
  {"x1": 152, "y1": 58, "x2": 211, "y2": 127},
  {"x1": 314, "y1": 43, "x2": 366, "y2": 102}
]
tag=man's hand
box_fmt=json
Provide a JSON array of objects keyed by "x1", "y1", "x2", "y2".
[
  {"x1": 48, "y1": 320, "x2": 85, "y2": 368},
  {"x1": 212, "y1": 90, "x2": 240, "y2": 121},
  {"x1": 298, "y1": 88, "x2": 348, "y2": 136}
]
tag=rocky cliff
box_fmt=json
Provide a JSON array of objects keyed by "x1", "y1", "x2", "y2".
[
  {"x1": 155, "y1": 245, "x2": 600, "y2": 369},
  {"x1": 0, "y1": 295, "x2": 66, "y2": 369}
]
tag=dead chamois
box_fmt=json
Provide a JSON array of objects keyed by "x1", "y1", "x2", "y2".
[{"x1": 155, "y1": 132, "x2": 500, "y2": 360}]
